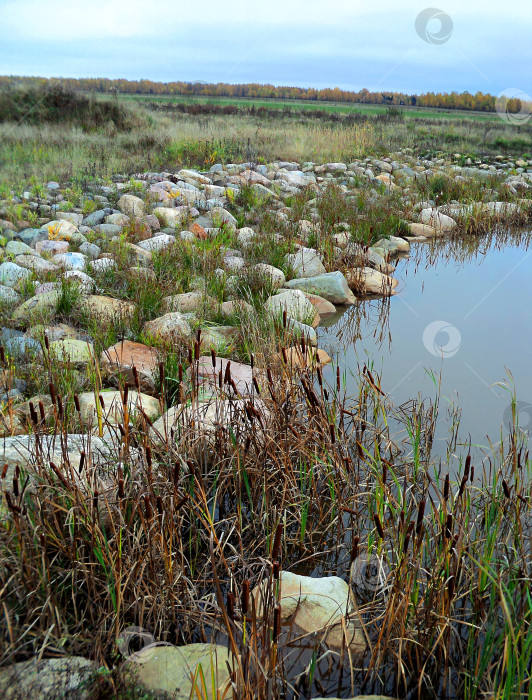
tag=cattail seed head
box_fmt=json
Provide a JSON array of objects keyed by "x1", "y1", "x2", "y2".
[
  {"x1": 241, "y1": 580, "x2": 250, "y2": 615},
  {"x1": 226, "y1": 592, "x2": 235, "y2": 621},
  {"x1": 350, "y1": 535, "x2": 360, "y2": 562},
  {"x1": 374, "y1": 513, "x2": 385, "y2": 539},
  {"x1": 444, "y1": 474, "x2": 450, "y2": 500},
  {"x1": 272, "y1": 523, "x2": 283, "y2": 561}
]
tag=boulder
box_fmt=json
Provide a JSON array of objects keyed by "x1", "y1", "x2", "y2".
[
  {"x1": 105, "y1": 212, "x2": 130, "y2": 226},
  {"x1": 13, "y1": 291, "x2": 60, "y2": 325},
  {"x1": 304, "y1": 293, "x2": 337, "y2": 318},
  {"x1": 0, "y1": 285, "x2": 20, "y2": 305},
  {"x1": 220, "y1": 299, "x2": 253, "y2": 317},
  {"x1": 0, "y1": 433, "x2": 112, "y2": 483},
  {"x1": 63, "y1": 270, "x2": 95, "y2": 294},
  {"x1": 129, "y1": 644, "x2": 231, "y2": 699},
  {"x1": 79, "y1": 295, "x2": 136, "y2": 324},
  {"x1": 53, "y1": 252, "x2": 87, "y2": 271},
  {"x1": 195, "y1": 356, "x2": 254, "y2": 397},
  {"x1": 373, "y1": 236, "x2": 410, "y2": 255},
  {"x1": 35, "y1": 239, "x2": 70, "y2": 255},
  {"x1": 90, "y1": 258, "x2": 116, "y2": 274},
  {"x1": 15, "y1": 254, "x2": 58, "y2": 273},
  {"x1": 137, "y1": 234, "x2": 176, "y2": 252},
  {"x1": 101, "y1": 340, "x2": 159, "y2": 393},
  {"x1": 153, "y1": 206, "x2": 189, "y2": 228},
  {"x1": 265, "y1": 289, "x2": 319, "y2": 325},
  {"x1": 285, "y1": 248, "x2": 326, "y2": 278},
  {"x1": 49, "y1": 338, "x2": 94, "y2": 365},
  {"x1": 5, "y1": 240, "x2": 39, "y2": 256},
  {"x1": 420, "y1": 207, "x2": 457, "y2": 233},
  {"x1": 143, "y1": 312, "x2": 192, "y2": 343},
  {"x1": 177, "y1": 169, "x2": 212, "y2": 186},
  {"x1": 162, "y1": 291, "x2": 216, "y2": 314},
  {"x1": 117, "y1": 194, "x2": 146, "y2": 218},
  {"x1": 210, "y1": 206, "x2": 238, "y2": 228},
  {"x1": 250, "y1": 263, "x2": 286, "y2": 289},
  {"x1": 345, "y1": 267, "x2": 398, "y2": 296},
  {"x1": 284, "y1": 271, "x2": 356, "y2": 305},
  {"x1": 366, "y1": 248, "x2": 396, "y2": 274},
  {"x1": 0, "y1": 656, "x2": 97, "y2": 699},
  {"x1": 151, "y1": 398, "x2": 269, "y2": 448},
  {"x1": 77, "y1": 390, "x2": 161, "y2": 429},
  {"x1": 286, "y1": 319, "x2": 317, "y2": 346},
  {"x1": 408, "y1": 222, "x2": 439, "y2": 238},
  {"x1": 278, "y1": 346, "x2": 332, "y2": 371},
  {"x1": 42, "y1": 219, "x2": 78, "y2": 241},
  {"x1": 253, "y1": 571, "x2": 365, "y2": 653},
  {"x1": 0, "y1": 261, "x2": 32, "y2": 289}
]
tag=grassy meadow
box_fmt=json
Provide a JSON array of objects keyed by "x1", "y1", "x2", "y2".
[{"x1": 0, "y1": 86, "x2": 531, "y2": 188}]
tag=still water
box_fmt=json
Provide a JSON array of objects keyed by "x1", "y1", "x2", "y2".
[{"x1": 319, "y1": 230, "x2": 532, "y2": 461}]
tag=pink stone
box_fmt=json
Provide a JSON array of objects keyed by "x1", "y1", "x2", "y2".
[{"x1": 36, "y1": 240, "x2": 69, "y2": 255}]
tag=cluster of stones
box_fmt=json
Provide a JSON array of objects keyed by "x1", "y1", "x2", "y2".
[
  {"x1": 0, "y1": 152, "x2": 530, "y2": 698},
  {"x1": 0, "y1": 154, "x2": 530, "y2": 436}
]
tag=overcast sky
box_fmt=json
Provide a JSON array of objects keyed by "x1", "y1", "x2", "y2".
[{"x1": 0, "y1": 0, "x2": 530, "y2": 96}]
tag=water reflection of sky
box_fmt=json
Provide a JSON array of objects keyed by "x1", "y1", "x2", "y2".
[{"x1": 318, "y1": 231, "x2": 532, "y2": 462}]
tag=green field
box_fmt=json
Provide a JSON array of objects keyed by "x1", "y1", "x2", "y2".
[{"x1": 115, "y1": 92, "x2": 503, "y2": 122}]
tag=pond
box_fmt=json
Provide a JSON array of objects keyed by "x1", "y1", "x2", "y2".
[{"x1": 319, "y1": 229, "x2": 532, "y2": 465}]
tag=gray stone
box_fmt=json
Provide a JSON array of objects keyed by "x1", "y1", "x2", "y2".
[
  {"x1": 373, "y1": 236, "x2": 410, "y2": 255},
  {"x1": 49, "y1": 338, "x2": 94, "y2": 365},
  {"x1": 6, "y1": 240, "x2": 38, "y2": 256},
  {"x1": 90, "y1": 258, "x2": 116, "y2": 274},
  {"x1": 53, "y1": 252, "x2": 87, "y2": 271},
  {"x1": 249, "y1": 263, "x2": 286, "y2": 289},
  {"x1": 0, "y1": 285, "x2": 20, "y2": 305},
  {"x1": 15, "y1": 255, "x2": 58, "y2": 273},
  {"x1": 117, "y1": 194, "x2": 146, "y2": 217},
  {"x1": 13, "y1": 291, "x2": 60, "y2": 325},
  {"x1": 0, "y1": 656, "x2": 97, "y2": 699},
  {"x1": 137, "y1": 233, "x2": 176, "y2": 252},
  {"x1": 420, "y1": 207, "x2": 457, "y2": 233},
  {"x1": 82, "y1": 210, "x2": 106, "y2": 226},
  {"x1": 79, "y1": 242, "x2": 101, "y2": 259},
  {"x1": 16, "y1": 228, "x2": 44, "y2": 246},
  {"x1": 92, "y1": 223, "x2": 121, "y2": 236},
  {"x1": 210, "y1": 206, "x2": 237, "y2": 228},
  {"x1": 0, "y1": 327, "x2": 41, "y2": 357},
  {"x1": 265, "y1": 289, "x2": 318, "y2": 325},
  {"x1": 0, "y1": 262, "x2": 32, "y2": 288},
  {"x1": 285, "y1": 248, "x2": 326, "y2": 278},
  {"x1": 284, "y1": 271, "x2": 356, "y2": 305}
]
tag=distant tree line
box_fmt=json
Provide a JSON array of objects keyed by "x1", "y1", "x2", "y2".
[{"x1": 0, "y1": 75, "x2": 526, "y2": 114}]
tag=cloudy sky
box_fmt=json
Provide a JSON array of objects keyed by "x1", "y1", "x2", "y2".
[{"x1": 0, "y1": 0, "x2": 530, "y2": 95}]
